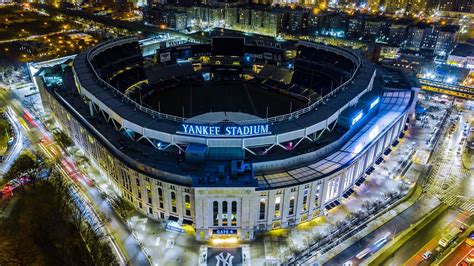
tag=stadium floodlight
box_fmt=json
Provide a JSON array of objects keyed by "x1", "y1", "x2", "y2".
[
  {"x1": 352, "y1": 111, "x2": 363, "y2": 126},
  {"x1": 370, "y1": 97, "x2": 380, "y2": 110}
]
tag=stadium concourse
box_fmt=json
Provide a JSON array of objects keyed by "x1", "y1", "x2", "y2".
[{"x1": 34, "y1": 33, "x2": 417, "y2": 245}]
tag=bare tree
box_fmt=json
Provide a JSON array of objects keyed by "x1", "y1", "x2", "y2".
[
  {"x1": 110, "y1": 195, "x2": 130, "y2": 218},
  {"x1": 362, "y1": 200, "x2": 372, "y2": 213}
]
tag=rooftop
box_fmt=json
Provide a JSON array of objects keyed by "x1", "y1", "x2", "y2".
[
  {"x1": 255, "y1": 89, "x2": 413, "y2": 189},
  {"x1": 451, "y1": 43, "x2": 474, "y2": 58}
]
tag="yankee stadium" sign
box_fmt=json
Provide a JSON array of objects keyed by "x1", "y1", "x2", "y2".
[{"x1": 180, "y1": 124, "x2": 270, "y2": 137}]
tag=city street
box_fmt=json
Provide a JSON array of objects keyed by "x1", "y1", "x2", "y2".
[
  {"x1": 326, "y1": 194, "x2": 440, "y2": 266},
  {"x1": 0, "y1": 2, "x2": 473, "y2": 265},
  {"x1": 441, "y1": 242, "x2": 474, "y2": 266},
  {"x1": 363, "y1": 94, "x2": 474, "y2": 266},
  {"x1": 0, "y1": 107, "x2": 25, "y2": 176},
  {"x1": 1, "y1": 89, "x2": 149, "y2": 265},
  {"x1": 23, "y1": 90, "x2": 471, "y2": 266},
  {"x1": 383, "y1": 208, "x2": 472, "y2": 266}
]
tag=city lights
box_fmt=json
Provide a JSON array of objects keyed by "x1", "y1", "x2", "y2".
[
  {"x1": 0, "y1": 1, "x2": 472, "y2": 265},
  {"x1": 352, "y1": 111, "x2": 363, "y2": 125}
]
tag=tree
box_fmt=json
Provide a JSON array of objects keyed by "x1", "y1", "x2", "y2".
[
  {"x1": 53, "y1": 130, "x2": 73, "y2": 148},
  {"x1": 0, "y1": 219, "x2": 45, "y2": 265},
  {"x1": 2, "y1": 153, "x2": 42, "y2": 184},
  {"x1": 362, "y1": 200, "x2": 372, "y2": 213},
  {"x1": 110, "y1": 194, "x2": 130, "y2": 218}
]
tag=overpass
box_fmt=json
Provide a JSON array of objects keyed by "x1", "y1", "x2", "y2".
[{"x1": 419, "y1": 78, "x2": 474, "y2": 99}]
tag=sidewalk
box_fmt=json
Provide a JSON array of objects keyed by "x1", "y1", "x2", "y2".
[
  {"x1": 313, "y1": 165, "x2": 440, "y2": 265},
  {"x1": 71, "y1": 149, "x2": 201, "y2": 266},
  {"x1": 257, "y1": 92, "x2": 447, "y2": 265},
  {"x1": 63, "y1": 150, "x2": 150, "y2": 266},
  {"x1": 251, "y1": 139, "x2": 423, "y2": 264}
]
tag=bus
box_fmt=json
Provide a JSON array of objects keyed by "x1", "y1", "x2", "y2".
[
  {"x1": 439, "y1": 228, "x2": 459, "y2": 247},
  {"x1": 356, "y1": 248, "x2": 371, "y2": 260},
  {"x1": 356, "y1": 232, "x2": 391, "y2": 260}
]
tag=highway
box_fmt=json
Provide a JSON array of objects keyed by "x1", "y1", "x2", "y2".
[
  {"x1": 357, "y1": 97, "x2": 474, "y2": 266},
  {"x1": 382, "y1": 208, "x2": 472, "y2": 266},
  {"x1": 324, "y1": 194, "x2": 439, "y2": 266},
  {"x1": 441, "y1": 242, "x2": 474, "y2": 266},
  {"x1": 4, "y1": 90, "x2": 150, "y2": 265}
]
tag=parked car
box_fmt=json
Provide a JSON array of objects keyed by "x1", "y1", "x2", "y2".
[{"x1": 422, "y1": 250, "x2": 432, "y2": 260}]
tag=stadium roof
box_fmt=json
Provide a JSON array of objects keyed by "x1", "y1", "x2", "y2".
[{"x1": 255, "y1": 89, "x2": 414, "y2": 189}]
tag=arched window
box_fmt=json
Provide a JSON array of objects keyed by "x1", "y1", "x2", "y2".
[
  {"x1": 184, "y1": 195, "x2": 191, "y2": 216},
  {"x1": 158, "y1": 188, "x2": 164, "y2": 208},
  {"x1": 222, "y1": 201, "x2": 228, "y2": 226},
  {"x1": 231, "y1": 201, "x2": 237, "y2": 226},
  {"x1": 302, "y1": 190, "x2": 308, "y2": 211},
  {"x1": 213, "y1": 201, "x2": 219, "y2": 226},
  {"x1": 170, "y1": 192, "x2": 176, "y2": 213},
  {"x1": 274, "y1": 196, "x2": 281, "y2": 218},
  {"x1": 259, "y1": 199, "x2": 266, "y2": 220},
  {"x1": 289, "y1": 196, "x2": 295, "y2": 215}
]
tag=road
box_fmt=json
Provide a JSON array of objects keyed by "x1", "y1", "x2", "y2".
[
  {"x1": 383, "y1": 209, "x2": 472, "y2": 266},
  {"x1": 324, "y1": 195, "x2": 439, "y2": 266},
  {"x1": 0, "y1": 107, "x2": 26, "y2": 176},
  {"x1": 0, "y1": 29, "x2": 77, "y2": 44},
  {"x1": 441, "y1": 242, "x2": 473, "y2": 266},
  {"x1": 32, "y1": 3, "x2": 205, "y2": 42},
  {"x1": 324, "y1": 93, "x2": 450, "y2": 266},
  {"x1": 5, "y1": 92, "x2": 150, "y2": 265}
]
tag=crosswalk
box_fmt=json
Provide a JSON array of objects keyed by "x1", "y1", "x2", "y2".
[
  {"x1": 458, "y1": 199, "x2": 474, "y2": 214},
  {"x1": 423, "y1": 127, "x2": 473, "y2": 209}
]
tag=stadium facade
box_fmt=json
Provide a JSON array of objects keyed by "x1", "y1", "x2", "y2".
[{"x1": 35, "y1": 34, "x2": 417, "y2": 241}]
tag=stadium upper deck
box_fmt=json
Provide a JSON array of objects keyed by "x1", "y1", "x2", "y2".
[{"x1": 41, "y1": 35, "x2": 410, "y2": 183}]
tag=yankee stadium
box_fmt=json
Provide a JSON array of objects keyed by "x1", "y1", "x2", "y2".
[{"x1": 35, "y1": 33, "x2": 417, "y2": 241}]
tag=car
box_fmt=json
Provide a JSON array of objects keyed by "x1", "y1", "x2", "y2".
[
  {"x1": 460, "y1": 225, "x2": 467, "y2": 232},
  {"x1": 467, "y1": 230, "x2": 474, "y2": 246},
  {"x1": 422, "y1": 250, "x2": 432, "y2": 260}
]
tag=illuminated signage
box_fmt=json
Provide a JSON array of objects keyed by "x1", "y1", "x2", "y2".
[
  {"x1": 370, "y1": 97, "x2": 380, "y2": 110},
  {"x1": 180, "y1": 124, "x2": 270, "y2": 136},
  {"x1": 165, "y1": 221, "x2": 185, "y2": 234},
  {"x1": 160, "y1": 52, "x2": 171, "y2": 62},
  {"x1": 213, "y1": 229, "x2": 237, "y2": 235},
  {"x1": 352, "y1": 112, "x2": 363, "y2": 126}
]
